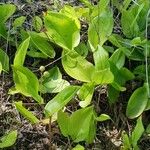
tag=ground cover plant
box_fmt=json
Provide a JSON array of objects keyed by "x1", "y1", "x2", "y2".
[{"x1": 0, "y1": 0, "x2": 150, "y2": 149}]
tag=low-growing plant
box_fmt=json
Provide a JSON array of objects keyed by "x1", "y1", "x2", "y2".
[{"x1": 1, "y1": 0, "x2": 150, "y2": 149}]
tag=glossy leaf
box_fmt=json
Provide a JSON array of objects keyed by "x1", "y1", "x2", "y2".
[
  {"x1": 88, "y1": 10, "x2": 113, "y2": 50},
  {"x1": 78, "y1": 83, "x2": 95, "y2": 108},
  {"x1": 96, "y1": 114, "x2": 111, "y2": 122},
  {"x1": 12, "y1": 65, "x2": 43, "y2": 104},
  {"x1": 62, "y1": 49, "x2": 95, "y2": 82},
  {"x1": 57, "y1": 111, "x2": 70, "y2": 137},
  {"x1": 0, "y1": 49, "x2": 9, "y2": 72},
  {"x1": 29, "y1": 32, "x2": 55, "y2": 58},
  {"x1": 69, "y1": 106, "x2": 95, "y2": 143},
  {"x1": 121, "y1": 131, "x2": 131, "y2": 150},
  {"x1": 126, "y1": 85, "x2": 148, "y2": 119},
  {"x1": 13, "y1": 16, "x2": 26, "y2": 28},
  {"x1": 0, "y1": 130, "x2": 17, "y2": 148},
  {"x1": 72, "y1": 144, "x2": 85, "y2": 150},
  {"x1": 14, "y1": 101, "x2": 39, "y2": 124},
  {"x1": 14, "y1": 37, "x2": 30, "y2": 66},
  {"x1": 0, "y1": 4, "x2": 16, "y2": 23},
  {"x1": 40, "y1": 66, "x2": 70, "y2": 93},
  {"x1": 44, "y1": 11, "x2": 80, "y2": 50},
  {"x1": 131, "y1": 117, "x2": 144, "y2": 148},
  {"x1": 44, "y1": 86, "x2": 79, "y2": 117},
  {"x1": 109, "y1": 48, "x2": 125, "y2": 69},
  {"x1": 0, "y1": 62, "x2": 2, "y2": 74},
  {"x1": 32, "y1": 16, "x2": 43, "y2": 32},
  {"x1": 121, "y1": 10, "x2": 139, "y2": 38},
  {"x1": 92, "y1": 46, "x2": 114, "y2": 84}
]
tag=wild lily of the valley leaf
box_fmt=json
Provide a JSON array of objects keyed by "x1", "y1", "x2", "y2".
[
  {"x1": 0, "y1": 62, "x2": 2, "y2": 74},
  {"x1": 78, "y1": 82, "x2": 95, "y2": 108},
  {"x1": 44, "y1": 86, "x2": 79, "y2": 117},
  {"x1": 14, "y1": 101, "x2": 39, "y2": 124},
  {"x1": 44, "y1": 11, "x2": 80, "y2": 50},
  {"x1": 29, "y1": 32, "x2": 55, "y2": 58},
  {"x1": 0, "y1": 130, "x2": 17, "y2": 148},
  {"x1": 0, "y1": 49, "x2": 9, "y2": 72},
  {"x1": 40, "y1": 66, "x2": 70, "y2": 93},
  {"x1": 88, "y1": 9, "x2": 113, "y2": 50},
  {"x1": 62, "y1": 49, "x2": 95, "y2": 82},
  {"x1": 96, "y1": 114, "x2": 111, "y2": 122},
  {"x1": 57, "y1": 106, "x2": 96, "y2": 144},
  {"x1": 126, "y1": 85, "x2": 148, "y2": 119},
  {"x1": 92, "y1": 45, "x2": 114, "y2": 84},
  {"x1": 13, "y1": 16, "x2": 26, "y2": 28},
  {"x1": 121, "y1": 10, "x2": 139, "y2": 38},
  {"x1": 14, "y1": 37, "x2": 30, "y2": 66},
  {"x1": 32, "y1": 16, "x2": 43, "y2": 32},
  {"x1": 0, "y1": 4, "x2": 16, "y2": 39},
  {"x1": 72, "y1": 144, "x2": 85, "y2": 150},
  {"x1": 131, "y1": 117, "x2": 144, "y2": 148},
  {"x1": 12, "y1": 65, "x2": 43, "y2": 104},
  {"x1": 109, "y1": 48, "x2": 125, "y2": 69},
  {"x1": 121, "y1": 131, "x2": 131, "y2": 150}
]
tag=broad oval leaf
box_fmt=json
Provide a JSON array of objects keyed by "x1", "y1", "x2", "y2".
[
  {"x1": 44, "y1": 11, "x2": 80, "y2": 50},
  {"x1": 72, "y1": 144, "x2": 85, "y2": 150},
  {"x1": 0, "y1": 4, "x2": 16, "y2": 23},
  {"x1": 88, "y1": 10, "x2": 113, "y2": 50},
  {"x1": 14, "y1": 37, "x2": 30, "y2": 66},
  {"x1": 62, "y1": 49, "x2": 95, "y2": 82},
  {"x1": 0, "y1": 130, "x2": 17, "y2": 148},
  {"x1": 44, "y1": 86, "x2": 79, "y2": 117},
  {"x1": 14, "y1": 101, "x2": 39, "y2": 124},
  {"x1": 29, "y1": 32, "x2": 55, "y2": 58},
  {"x1": 96, "y1": 114, "x2": 111, "y2": 122},
  {"x1": 12, "y1": 65, "x2": 43, "y2": 104},
  {"x1": 126, "y1": 85, "x2": 148, "y2": 119}
]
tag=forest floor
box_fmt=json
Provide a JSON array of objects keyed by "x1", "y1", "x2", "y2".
[{"x1": 0, "y1": 0, "x2": 150, "y2": 150}]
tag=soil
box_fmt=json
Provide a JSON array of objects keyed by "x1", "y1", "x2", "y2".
[{"x1": 0, "y1": 0, "x2": 150, "y2": 150}]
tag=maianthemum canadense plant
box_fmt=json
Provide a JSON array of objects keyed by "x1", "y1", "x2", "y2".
[{"x1": 0, "y1": 0, "x2": 150, "y2": 149}]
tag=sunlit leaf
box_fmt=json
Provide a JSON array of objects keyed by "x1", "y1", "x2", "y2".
[
  {"x1": 14, "y1": 37, "x2": 30, "y2": 66},
  {"x1": 126, "y1": 85, "x2": 148, "y2": 119},
  {"x1": 14, "y1": 101, "x2": 39, "y2": 124},
  {"x1": 12, "y1": 65, "x2": 43, "y2": 104},
  {"x1": 96, "y1": 114, "x2": 111, "y2": 122},
  {"x1": 44, "y1": 86, "x2": 79, "y2": 117},
  {"x1": 29, "y1": 32, "x2": 55, "y2": 58},
  {"x1": 0, "y1": 130, "x2": 17, "y2": 148},
  {"x1": 44, "y1": 11, "x2": 80, "y2": 50}
]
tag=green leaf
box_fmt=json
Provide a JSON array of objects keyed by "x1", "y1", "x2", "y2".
[
  {"x1": 40, "y1": 66, "x2": 70, "y2": 93},
  {"x1": 14, "y1": 101, "x2": 39, "y2": 124},
  {"x1": 62, "y1": 49, "x2": 95, "y2": 82},
  {"x1": 96, "y1": 114, "x2": 111, "y2": 122},
  {"x1": 69, "y1": 106, "x2": 95, "y2": 143},
  {"x1": 92, "y1": 46, "x2": 114, "y2": 84},
  {"x1": 44, "y1": 86, "x2": 79, "y2": 117},
  {"x1": 109, "y1": 48, "x2": 125, "y2": 69},
  {"x1": 13, "y1": 16, "x2": 26, "y2": 28},
  {"x1": 57, "y1": 111, "x2": 70, "y2": 137},
  {"x1": 0, "y1": 49, "x2": 9, "y2": 72},
  {"x1": 44, "y1": 11, "x2": 80, "y2": 50},
  {"x1": 121, "y1": 131, "x2": 131, "y2": 150},
  {"x1": 88, "y1": 10, "x2": 113, "y2": 50},
  {"x1": 126, "y1": 85, "x2": 148, "y2": 119},
  {"x1": 131, "y1": 117, "x2": 144, "y2": 148},
  {"x1": 0, "y1": 130, "x2": 17, "y2": 148},
  {"x1": 78, "y1": 83, "x2": 95, "y2": 108},
  {"x1": 146, "y1": 123, "x2": 150, "y2": 134},
  {"x1": 0, "y1": 62, "x2": 2, "y2": 74},
  {"x1": 32, "y1": 16, "x2": 43, "y2": 32},
  {"x1": 12, "y1": 65, "x2": 43, "y2": 104},
  {"x1": 121, "y1": 10, "x2": 139, "y2": 38},
  {"x1": 29, "y1": 32, "x2": 55, "y2": 58},
  {"x1": 14, "y1": 37, "x2": 30, "y2": 66},
  {"x1": 0, "y1": 4, "x2": 16, "y2": 23},
  {"x1": 72, "y1": 144, "x2": 85, "y2": 150}
]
